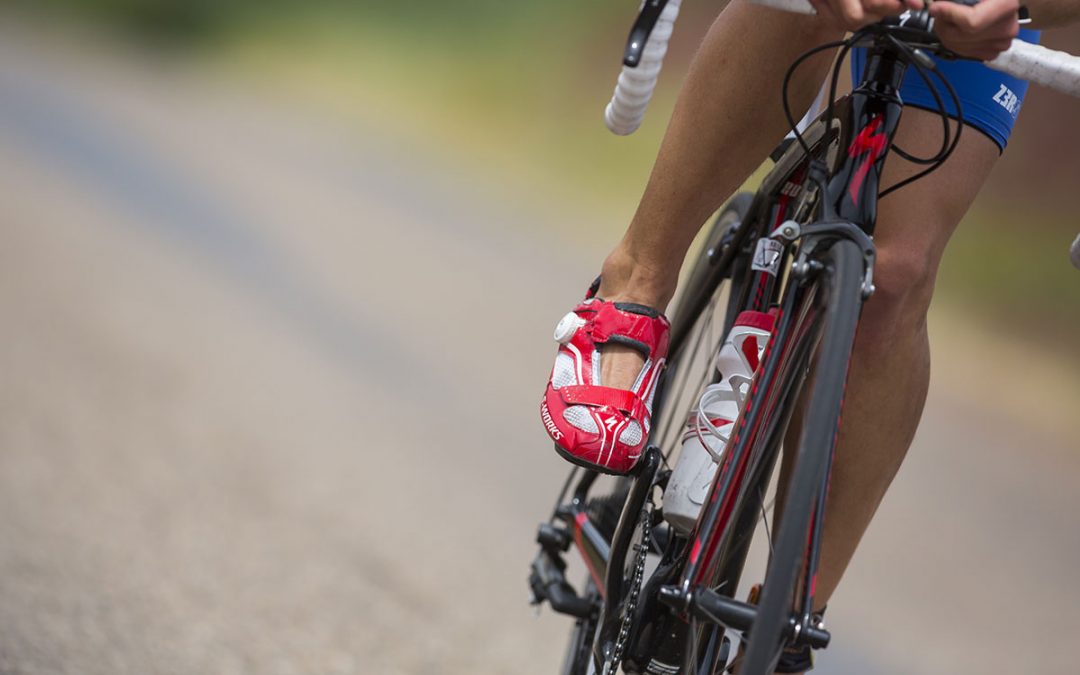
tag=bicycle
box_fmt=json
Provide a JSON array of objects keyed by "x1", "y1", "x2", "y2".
[{"x1": 528, "y1": 2, "x2": 1080, "y2": 674}]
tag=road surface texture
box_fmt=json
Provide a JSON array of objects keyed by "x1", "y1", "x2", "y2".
[{"x1": 1, "y1": 21, "x2": 1078, "y2": 675}]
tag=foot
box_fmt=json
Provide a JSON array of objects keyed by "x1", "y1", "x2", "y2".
[
  {"x1": 539, "y1": 247, "x2": 678, "y2": 474},
  {"x1": 594, "y1": 248, "x2": 677, "y2": 393}
]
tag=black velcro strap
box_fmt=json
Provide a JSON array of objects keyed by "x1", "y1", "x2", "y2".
[
  {"x1": 613, "y1": 301, "x2": 661, "y2": 318},
  {"x1": 605, "y1": 334, "x2": 650, "y2": 357}
]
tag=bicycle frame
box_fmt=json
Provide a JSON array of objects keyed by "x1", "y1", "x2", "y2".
[
  {"x1": 532, "y1": 18, "x2": 948, "y2": 673},
  {"x1": 676, "y1": 40, "x2": 909, "y2": 596}
]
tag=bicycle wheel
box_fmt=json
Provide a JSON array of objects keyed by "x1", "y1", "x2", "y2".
[
  {"x1": 560, "y1": 580, "x2": 600, "y2": 675},
  {"x1": 675, "y1": 236, "x2": 831, "y2": 675},
  {"x1": 635, "y1": 192, "x2": 759, "y2": 674},
  {"x1": 557, "y1": 478, "x2": 630, "y2": 675},
  {"x1": 558, "y1": 193, "x2": 757, "y2": 675},
  {"x1": 739, "y1": 237, "x2": 865, "y2": 675},
  {"x1": 650, "y1": 192, "x2": 757, "y2": 458}
]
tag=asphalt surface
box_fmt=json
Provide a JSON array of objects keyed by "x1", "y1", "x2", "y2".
[{"x1": 1, "y1": 23, "x2": 1078, "y2": 675}]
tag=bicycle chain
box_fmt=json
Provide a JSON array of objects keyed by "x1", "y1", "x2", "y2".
[{"x1": 603, "y1": 504, "x2": 652, "y2": 675}]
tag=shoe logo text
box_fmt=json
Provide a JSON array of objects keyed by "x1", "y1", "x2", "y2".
[{"x1": 541, "y1": 401, "x2": 563, "y2": 440}]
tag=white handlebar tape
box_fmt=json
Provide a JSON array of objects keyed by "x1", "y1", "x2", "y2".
[
  {"x1": 749, "y1": 0, "x2": 817, "y2": 14},
  {"x1": 1070, "y1": 233, "x2": 1080, "y2": 270},
  {"x1": 604, "y1": 0, "x2": 682, "y2": 135},
  {"x1": 991, "y1": 41, "x2": 1080, "y2": 97}
]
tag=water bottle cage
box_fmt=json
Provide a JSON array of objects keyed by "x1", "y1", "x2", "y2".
[{"x1": 693, "y1": 348, "x2": 762, "y2": 462}]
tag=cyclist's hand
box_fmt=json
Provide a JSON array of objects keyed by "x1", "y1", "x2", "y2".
[
  {"x1": 930, "y1": 0, "x2": 1021, "y2": 60},
  {"x1": 808, "y1": 0, "x2": 921, "y2": 30}
]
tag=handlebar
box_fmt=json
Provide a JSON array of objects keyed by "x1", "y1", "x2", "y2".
[
  {"x1": 750, "y1": 0, "x2": 1080, "y2": 95},
  {"x1": 604, "y1": 0, "x2": 1080, "y2": 136},
  {"x1": 604, "y1": 0, "x2": 682, "y2": 135}
]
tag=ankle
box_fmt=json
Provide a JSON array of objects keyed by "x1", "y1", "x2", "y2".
[{"x1": 597, "y1": 247, "x2": 678, "y2": 311}]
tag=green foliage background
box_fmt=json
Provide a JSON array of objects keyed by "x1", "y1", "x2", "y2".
[{"x1": 18, "y1": 0, "x2": 1080, "y2": 352}]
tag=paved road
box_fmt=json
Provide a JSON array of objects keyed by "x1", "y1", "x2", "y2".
[{"x1": 1, "y1": 23, "x2": 1077, "y2": 675}]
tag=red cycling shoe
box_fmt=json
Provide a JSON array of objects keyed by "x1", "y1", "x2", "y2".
[{"x1": 540, "y1": 279, "x2": 670, "y2": 475}]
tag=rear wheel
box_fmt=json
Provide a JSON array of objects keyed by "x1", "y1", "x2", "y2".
[
  {"x1": 558, "y1": 478, "x2": 629, "y2": 675},
  {"x1": 642, "y1": 193, "x2": 762, "y2": 674},
  {"x1": 557, "y1": 193, "x2": 760, "y2": 675},
  {"x1": 560, "y1": 580, "x2": 600, "y2": 675},
  {"x1": 650, "y1": 192, "x2": 757, "y2": 460}
]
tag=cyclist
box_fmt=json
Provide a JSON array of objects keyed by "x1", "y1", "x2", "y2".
[{"x1": 541, "y1": 0, "x2": 1079, "y2": 670}]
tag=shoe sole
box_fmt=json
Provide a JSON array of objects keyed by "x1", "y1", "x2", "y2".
[{"x1": 551, "y1": 441, "x2": 634, "y2": 477}]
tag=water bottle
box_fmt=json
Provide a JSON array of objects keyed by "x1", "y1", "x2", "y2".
[{"x1": 663, "y1": 310, "x2": 775, "y2": 535}]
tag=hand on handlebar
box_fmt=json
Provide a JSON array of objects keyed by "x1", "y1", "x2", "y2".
[
  {"x1": 805, "y1": 0, "x2": 1020, "y2": 62},
  {"x1": 930, "y1": 0, "x2": 1021, "y2": 61},
  {"x1": 807, "y1": 0, "x2": 921, "y2": 30}
]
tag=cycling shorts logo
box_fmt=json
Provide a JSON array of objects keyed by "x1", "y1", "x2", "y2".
[
  {"x1": 541, "y1": 401, "x2": 563, "y2": 440},
  {"x1": 992, "y1": 83, "x2": 1020, "y2": 117},
  {"x1": 752, "y1": 238, "x2": 784, "y2": 276}
]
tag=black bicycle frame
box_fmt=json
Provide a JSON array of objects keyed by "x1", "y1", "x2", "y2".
[
  {"x1": 664, "y1": 31, "x2": 916, "y2": 647},
  {"x1": 531, "y1": 17, "x2": 945, "y2": 672}
]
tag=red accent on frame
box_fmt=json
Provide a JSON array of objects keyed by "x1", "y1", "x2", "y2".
[
  {"x1": 692, "y1": 307, "x2": 789, "y2": 584},
  {"x1": 846, "y1": 115, "x2": 888, "y2": 205}
]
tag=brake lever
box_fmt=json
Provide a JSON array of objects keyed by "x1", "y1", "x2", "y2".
[{"x1": 623, "y1": 0, "x2": 670, "y2": 67}]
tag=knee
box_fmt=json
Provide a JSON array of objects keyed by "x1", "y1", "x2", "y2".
[{"x1": 856, "y1": 240, "x2": 940, "y2": 349}]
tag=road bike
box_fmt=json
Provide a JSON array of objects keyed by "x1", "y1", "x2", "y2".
[{"x1": 528, "y1": 2, "x2": 1080, "y2": 673}]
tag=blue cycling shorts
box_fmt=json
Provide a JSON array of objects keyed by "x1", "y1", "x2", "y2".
[{"x1": 850, "y1": 28, "x2": 1041, "y2": 151}]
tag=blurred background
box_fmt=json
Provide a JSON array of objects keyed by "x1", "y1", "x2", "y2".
[{"x1": 0, "y1": 1, "x2": 1077, "y2": 673}]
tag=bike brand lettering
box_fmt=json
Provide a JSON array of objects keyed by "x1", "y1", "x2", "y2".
[{"x1": 847, "y1": 115, "x2": 888, "y2": 204}]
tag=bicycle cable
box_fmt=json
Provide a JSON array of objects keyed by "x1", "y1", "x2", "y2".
[
  {"x1": 887, "y1": 36, "x2": 954, "y2": 166},
  {"x1": 780, "y1": 27, "x2": 967, "y2": 201},
  {"x1": 879, "y1": 37, "x2": 965, "y2": 198},
  {"x1": 782, "y1": 38, "x2": 853, "y2": 161}
]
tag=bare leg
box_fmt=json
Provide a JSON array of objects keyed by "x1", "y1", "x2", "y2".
[
  {"x1": 595, "y1": 2, "x2": 842, "y2": 387},
  {"x1": 742, "y1": 111, "x2": 1000, "y2": 675},
  {"x1": 796, "y1": 109, "x2": 1002, "y2": 608}
]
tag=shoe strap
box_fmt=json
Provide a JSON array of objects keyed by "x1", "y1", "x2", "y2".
[
  {"x1": 579, "y1": 300, "x2": 670, "y2": 359},
  {"x1": 560, "y1": 385, "x2": 648, "y2": 419}
]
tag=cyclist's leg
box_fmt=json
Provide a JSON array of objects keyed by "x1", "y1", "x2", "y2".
[
  {"x1": 788, "y1": 107, "x2": 1003, "y2": 612},
  {"x1": 800, "y1": 43, "x2": 1036, "y2": 612},
  {"x1": 595, "y1": 2, "x2": 842, "y2": 387}
]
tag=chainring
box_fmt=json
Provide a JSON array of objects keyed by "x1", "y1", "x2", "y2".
[{"x1": 600, "y1": 502, "x2": 653, "y2": 675}]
